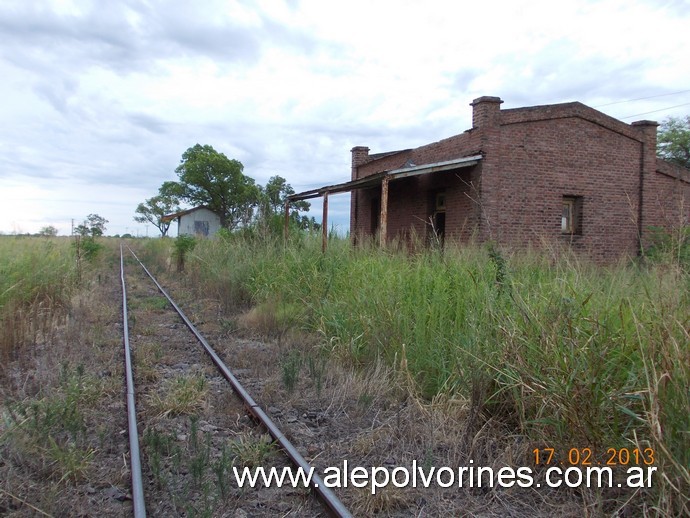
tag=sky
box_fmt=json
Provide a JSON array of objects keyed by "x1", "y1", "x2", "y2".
[{"x1": 1, "y1": 0, "x2": 689, "y2": 237}]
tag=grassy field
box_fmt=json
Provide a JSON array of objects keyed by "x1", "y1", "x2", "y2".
[
  {"x1": 0, "y1": 236, "x2": 77, "y2": 362},
  {"x1": 0, "y1": 236, "x2": 128, "y2": 516},
  {"x1": 142, "y1": 232, "x2": 689, "y2": 516},
  {"x1": 1, "y1": 233, "x2": 687, "y2": 515}
]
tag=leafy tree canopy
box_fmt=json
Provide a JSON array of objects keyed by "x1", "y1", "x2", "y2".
[
  {"x1": 74, "y1": 214, "x2": 108, "y2": 237},
  {"x1": 259, "y1": 175, "x2": 318, "y2": 232},
  {"x1": 134, "y1": 187, "x2": 181, "y2": 237},
  {"x1": 38, "y1": 225, "x2": 58, "y2": 237},
  {"x1": 143, "y1": 146, "x2": 318, "y2": 237},
  {"x1": 262, "y1": 175, "x2": 310, "y2": 215},
  {"x1": 170, "y1": 144, "x2": 260, "y2": 229},
  {"x1": 657, "y1": 115, "x2": 690, "y2": 168}
]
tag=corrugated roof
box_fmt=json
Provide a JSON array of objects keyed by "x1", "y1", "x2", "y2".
[{"x1": 161, "y1": 205, "x2": 216, "y2": 223}]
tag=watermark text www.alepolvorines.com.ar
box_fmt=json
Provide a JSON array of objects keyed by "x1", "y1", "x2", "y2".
[{"x1": 232, "y1": 459, "x2": 657, "y2": 495}]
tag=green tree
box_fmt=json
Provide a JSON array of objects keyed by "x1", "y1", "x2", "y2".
[
  {"x1": 38, "y1": 225, "x2": 58, "y2": 237},
  {"x1": 263, "y1": 175, "x2": 290, "y2": 213},
  {"x1": 170, "y1": 144, "x2": 260, "y2": 230},
  {"x1": 259, "y1": 175, "x2": 317, "y2": 234},
  {"x1": 134, "y1": 188, "x2": 180, "y2": 237},
  {"x1": 74, "y1": 214, "x2": 108, "y2": 237},
  {"x1": 657, "y1": 115, "x2": 690, "y2": 168},
  {"x1": 262, "y1": 175, "x2": 310, "y2": 216},
  {"x1": 72, "y1": 214, "x2": 107, "y2": 279}
]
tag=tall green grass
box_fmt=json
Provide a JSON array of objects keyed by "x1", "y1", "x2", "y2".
[
  {"x1": 143, "y1": 233, "x2": 689, "y2": 514},
  {"x1": 0, "y1": 236, "x2": 77, "y2": 361}
]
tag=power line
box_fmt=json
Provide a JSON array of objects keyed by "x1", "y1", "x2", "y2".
[
  {"x1": 594, "y1": 89, "x2": 690, "y2": 108},
  {"x1": 619, "y1": 102, "x2": 690, "y2": 120}
]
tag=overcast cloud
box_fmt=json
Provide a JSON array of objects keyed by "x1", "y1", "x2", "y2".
[{"x1": 1, "y1": 0, "x2": 689, "y2": 236}]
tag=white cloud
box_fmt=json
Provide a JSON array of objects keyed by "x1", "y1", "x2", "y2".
[{"x1": 1, "y1": 0, "x2": 689, "y2": 235}]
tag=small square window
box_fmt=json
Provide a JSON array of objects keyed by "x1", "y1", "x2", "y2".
[
  {"x1": 562, "y1": 196, "x2": 582, "y2": 235},
  {"x1": 194, "y1": 220, "x2": 210, "y2": 236}
]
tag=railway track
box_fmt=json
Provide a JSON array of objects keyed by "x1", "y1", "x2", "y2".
[{"x1": 119, "y1": 244, "x2": 351, "y2": 517}]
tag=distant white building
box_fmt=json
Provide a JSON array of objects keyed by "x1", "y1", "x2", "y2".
[{"x1": 163, "y1": 206, "x2": 221, "y2": 237}]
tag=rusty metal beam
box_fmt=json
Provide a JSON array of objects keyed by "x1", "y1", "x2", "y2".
[
  {"x1": 284, "y1": 200, "x2": 290, "y2": 243},
  {"x1": 380, "y1": 176, "x2": 389, "y2": 246},
  {"x1": 322, "y1": 192, "x2": 329, "y2": 253},
  {"x1": 288, "y1": 154, "x2": 482, "y2": 202}
]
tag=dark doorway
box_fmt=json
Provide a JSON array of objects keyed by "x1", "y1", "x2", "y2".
[{"x1": 433, "y1": 211, "x2": 446, "y2": 245}]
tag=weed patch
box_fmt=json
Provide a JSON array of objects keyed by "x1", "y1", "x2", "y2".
[
  {"x1": 2, "y1": 363, "x2": 103, "y2": 485},
  {"x1": 0, "y1": 237, "x2": 76, "y2": 364},
  {"x1": 147, "y1": 374, "x2": 209, "y2": 418},
  {"x1": 140, "y1": 234, "x2": 690, "y2": 515}
]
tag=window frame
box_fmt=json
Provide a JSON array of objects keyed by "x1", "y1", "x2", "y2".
[
  {"x1": 194, "y1": 220, "x2": 210, "y2": 236},
  {"x1": 561, "y1": 195, "x2": 583, "y2": 235}
]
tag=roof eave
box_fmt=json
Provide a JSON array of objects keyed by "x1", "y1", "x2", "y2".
[{"x1": 288, "y1": 154, "x2": 483, "y2": 202}]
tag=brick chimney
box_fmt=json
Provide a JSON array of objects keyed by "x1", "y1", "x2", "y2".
[
  {"x1": 631, "y1": 119, "x2": 659, "y2": 184},
  {"x1": 470, "y1": 96, "x2": 503, "y2": 129},
  {"x1": 351, "y1": 146, "x2": 370, "y2": 180},
  {"x1": 631, "y1": 120, "x2": 658, "y2": 150},
  {"x1": 469, "y1": 97, "x2": 503, "y2": 243}
]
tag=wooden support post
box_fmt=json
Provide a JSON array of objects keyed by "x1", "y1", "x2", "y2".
[
  {"x1": 380, "y1": 176, "x2": 389, "y2": 246},
  {"x1": 284, "y1": 200, "x2": 290, "y2": 244},
  {"x1": 322, "y1": 192, "x2": 329, "y2": 253}
]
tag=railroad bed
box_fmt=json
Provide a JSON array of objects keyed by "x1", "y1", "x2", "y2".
[
  {"x1": 2, "y1": 241, "x2": 615, "y2": 517},
  {"x1": 120, "y1": 245, "x2": 349, "y2": 517}
]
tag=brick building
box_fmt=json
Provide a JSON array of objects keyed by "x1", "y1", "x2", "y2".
[{"x1": 290, "y1": 96, "x2": 690, "y2": 261}]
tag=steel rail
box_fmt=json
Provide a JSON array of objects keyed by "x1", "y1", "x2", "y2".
[
  {"x1": 119, "y1": 245, "x2": 147, "y2": 518},
  {"x1": 126, "y1": 246, "x2": 351, "y2": 518}
]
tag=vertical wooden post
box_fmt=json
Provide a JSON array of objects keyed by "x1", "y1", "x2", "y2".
[
  {"x1": 380, "y1": 176, "x2": 389, "y2": 246},
  {"x1": 322, "y1": 192, "x2": 329, "y2": 253},
  {"x1": 284, "y1": 200, "x2": 290, "y2": 244}
]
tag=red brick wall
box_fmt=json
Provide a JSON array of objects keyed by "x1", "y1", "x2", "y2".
[
  {"x1": 350, "y1": 98, "x2": 690, "y2": 261},
  {"x1": 491, "y1": 116, "x2": 643, "y2": 261},
  {"x1": 643, "y1": 160, "x2": 690, "y2": 246},
  {"x1": 351, "y1": 115, "x2": 485, "y2": 245},
  {"x1": 386, "y1": 169, "x2": 480, "y2": 244},
  {"x1": 352, "y1": 186, "x2": 378, "y2": 243},
  {"x1": 351, "y1": 168, "x2": 482, "y2": 246}
]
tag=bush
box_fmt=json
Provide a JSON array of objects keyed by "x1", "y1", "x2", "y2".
[
  {"x1": 173, "y1": 235, "x2": 196, "y2": 272},
  {"x1": 645, "y1": 225, "x2": 690, "y2": 270}
]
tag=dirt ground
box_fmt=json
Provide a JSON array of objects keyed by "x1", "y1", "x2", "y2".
[{"x1": 1, "y1": 247, "x2": 633, "y2": 517}]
